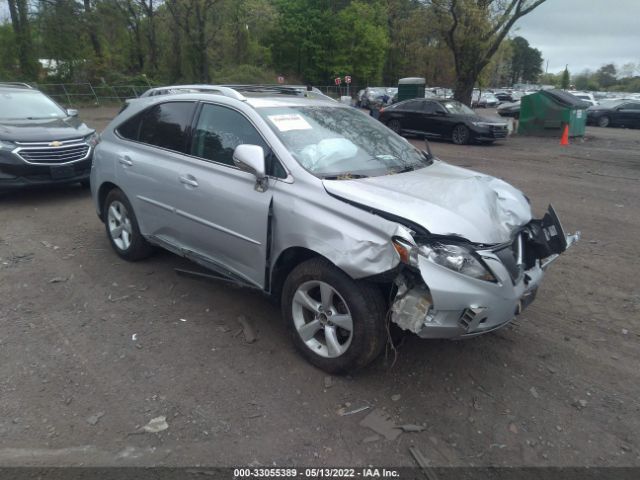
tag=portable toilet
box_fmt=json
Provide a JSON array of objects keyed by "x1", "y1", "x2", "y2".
[
  {"x1": 518, "y1": 89, "x2": 588, "y2": 137},
  {"x1": 397, "y1": 77, "x2": 426, "y2": 102}
]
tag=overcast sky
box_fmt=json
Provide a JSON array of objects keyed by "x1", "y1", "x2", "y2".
[{"x1": 514, "y1": 0, "x2": 640, "y2": 74}]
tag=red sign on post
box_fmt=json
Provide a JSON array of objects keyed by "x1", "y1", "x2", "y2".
[
  {"x1": 334, "y1": 77, "x2": 342, "y2": 86},
  {"x1": 345, "y1": 75, "x2": 352, "y2": 84}
]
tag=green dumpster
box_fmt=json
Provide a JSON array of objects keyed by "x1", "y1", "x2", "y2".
[
  {"x1": 518, "y1": 89, "x2": 588, "y2": 137},
  {"x1": 397, "y1": 77, "x2": 426, "y2": 102}
]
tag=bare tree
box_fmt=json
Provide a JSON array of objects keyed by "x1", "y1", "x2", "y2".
[
  {"x1": 166, "y1": 0, "x2": 218, "y2": 82},
  {"x1": 430, "y1": 0, "x2": 547, "y2": 105}
]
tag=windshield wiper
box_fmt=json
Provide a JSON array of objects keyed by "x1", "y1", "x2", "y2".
[{"x1": 322, "y1": 173, "x2": 369, "y2": 180}]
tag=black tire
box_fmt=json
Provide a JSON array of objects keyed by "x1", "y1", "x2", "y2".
[
  {"x1": 452, "y1": 124, "x2": 470, "y2": 145},
  {"x1": 281, "y1": 258, "x2": 387, "y2": 373},
  {"x1": 387, "y1": 119, "x2": 402, "y2": 134},
  {"x1": 597, "y1": 115, "x2": 610, "y2": 128},
  {"x1": 103, "y1": 188, "x2": 153, "y2": 261}
]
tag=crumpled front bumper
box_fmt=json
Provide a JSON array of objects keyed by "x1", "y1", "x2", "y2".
[{"x1": 391, "y1": 216, "x2": 579, "y2": 339}]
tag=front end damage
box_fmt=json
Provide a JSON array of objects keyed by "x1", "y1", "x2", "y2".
[{"x1": 390, "y1": 205, "x2": 580, "y2": 338}]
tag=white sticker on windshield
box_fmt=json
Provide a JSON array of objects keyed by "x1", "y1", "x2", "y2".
[{"x1": 268, "y1": 114, "x2": 312, "y2": 132}]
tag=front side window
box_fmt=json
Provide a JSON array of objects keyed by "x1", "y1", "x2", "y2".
[
  {"x1": 258, "y1": 106, "x2": 431, "y2": 178},
  {"x1": 191, "y1": 104, "x2": 286, "y2": 177},
  {"x1": 0, "y1": 91, "x2": 67, "y2": 120}
]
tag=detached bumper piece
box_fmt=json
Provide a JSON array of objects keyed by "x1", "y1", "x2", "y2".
[{"x1": 391, "y1": 204, "x2": 579, "y2": 339}]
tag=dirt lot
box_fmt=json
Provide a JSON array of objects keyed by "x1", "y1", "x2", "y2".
[{"x1": 1, "y1": 106, "x2": 639, "y2": 467}]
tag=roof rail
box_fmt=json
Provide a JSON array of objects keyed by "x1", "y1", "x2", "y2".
[
  {"x1": 0, "y1": 82, "x2": 34, "y2": 89},
  {"x1": 144, "y1": 84, "x2": 247, "y2": 101}
]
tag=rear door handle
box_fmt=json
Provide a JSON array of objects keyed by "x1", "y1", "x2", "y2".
[
  {"x1": 118, "y1": 154, "x2": 133, "y2": 167},
  {"x1": 179, "y1": 175, "x2": 199, "y2": 188}
]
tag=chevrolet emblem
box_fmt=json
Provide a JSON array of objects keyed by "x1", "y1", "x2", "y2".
[{"x1": 49, "y1": 141, "x2": 63, "y2": 147}]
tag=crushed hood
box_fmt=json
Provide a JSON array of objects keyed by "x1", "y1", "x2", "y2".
[{"x1": 323, "y1": 161, "x2": 532, "y2": 244}]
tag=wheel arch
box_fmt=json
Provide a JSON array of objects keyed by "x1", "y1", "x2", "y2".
[
  {"x1": 97, "y1": 181, "x2": 120, "y2": 221},
  {"x1": 269, "y1": 246, "x2": 325, "y2": 301}
]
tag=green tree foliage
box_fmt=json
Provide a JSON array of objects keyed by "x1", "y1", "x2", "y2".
[
  {"x1": 3, "y1": 0, "x2": 637, "y2": 95},
  {"x1": 509, "y1": 36, "x2": 542, "y2": 83},
  {"x1": 595, "y1": 63, "x2": 617, "y2": 89},
  {"x1": 560, "y1": 65, "x2": 570, "y2": 90}
]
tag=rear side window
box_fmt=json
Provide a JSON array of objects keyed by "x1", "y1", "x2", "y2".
[
  {"x1": 401, "y1": 100, "x2": 423, "y2": 111},
  {"x1": 116, "y1": 102, "x2": 195, "y2": 153}
]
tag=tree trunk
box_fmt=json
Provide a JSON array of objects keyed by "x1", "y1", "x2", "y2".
[
  {"x1": 7, "y1": 0, "x2": 38, "y2": 79},
  {"x1": 453, "y1": 76, "x2": 475, "y2": 107},
  {"x1": 83, "y1": 0, "x2": 103, "y2": 59}
]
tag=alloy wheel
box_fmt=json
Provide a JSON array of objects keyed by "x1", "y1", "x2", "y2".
[
  {"x1": 107, "y1": 200, "x2": 133, "y2": 251},
  {"x1": 452, "y1": 125, "x2": 469, "y2": 144},
  {"x1": 292, "y1": 280, "x2": 353, "y2": 358}
]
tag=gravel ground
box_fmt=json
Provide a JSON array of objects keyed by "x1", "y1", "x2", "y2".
[{"x1": 0, "y1": 106, "x2": 639, "y2": 467}]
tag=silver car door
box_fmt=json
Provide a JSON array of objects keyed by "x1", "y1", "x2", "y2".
[
  {"x1": 115, "y1": 101, "x2": 196, "y2": 248},
  {"x1": 171, "y1": 103, "x2": 275, "y2": 288}
]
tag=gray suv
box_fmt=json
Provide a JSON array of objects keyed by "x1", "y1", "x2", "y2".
[{"x1": 91, "y1": 85, "x2": 579, "y2": 373}]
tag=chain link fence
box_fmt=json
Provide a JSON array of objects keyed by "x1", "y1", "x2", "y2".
[
  {"x1": 33, "y1": 83, "x2": 151, "y2": 107},
  {"x1": 29, "y1": 82, "x2": 372, "y2": 107}
]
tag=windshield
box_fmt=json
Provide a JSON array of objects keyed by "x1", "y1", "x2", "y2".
[
  {"x1": 0, "y1": 91, "x2": 67, "y2": 120},
  {"x1": 258, "y1": 106, "x2": 431, "y2": 178},
  {"x1": 442, "y1": 100, "x2": 475, "y2": 115}
]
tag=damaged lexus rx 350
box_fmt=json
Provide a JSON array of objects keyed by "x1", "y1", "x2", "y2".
[{"x1": 91, "y1": 86, "x2": 579, "y2": 373}]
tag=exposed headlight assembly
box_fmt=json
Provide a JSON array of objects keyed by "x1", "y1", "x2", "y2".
[{"x1": 393, "y1": 238, "x2": 496, "y2": 282}]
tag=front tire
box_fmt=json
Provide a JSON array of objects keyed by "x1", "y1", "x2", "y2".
[
  {"x1": 103, "y1": 188, "x2": 153, "y2": 261},
  {"x1": 452, "y1": 124, "x2": 470, "y2": 145},
  {"x1": 282, "y1": 258, "x2": 387, "y2": 373},
  {"x1": 597, "y1": 115, "x2": 610, "y2": 128}
]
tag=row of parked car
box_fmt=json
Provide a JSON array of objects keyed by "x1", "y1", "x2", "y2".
[{"x1": 0, "y1": 81, "x2": 580, "y2": 372}]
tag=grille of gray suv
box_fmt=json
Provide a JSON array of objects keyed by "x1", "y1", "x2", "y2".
[{"x1": 15, "y1": 139, "x2": 90, "y2": 165}]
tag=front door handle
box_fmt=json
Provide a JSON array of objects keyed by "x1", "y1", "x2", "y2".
[
  {"x1": 179, "y1": 175, "x2": 199, "y2": 188},
  {"x1": 118, "y1": 154, "x2": 133, "y2": 167}
]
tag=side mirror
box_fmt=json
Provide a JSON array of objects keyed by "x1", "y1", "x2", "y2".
[
  {"x1": 66, "y1": 108, "x2": 78, "y2": 117},
  {"x1": 233, "y1": 144, "x2": 268, "y2": 191}
]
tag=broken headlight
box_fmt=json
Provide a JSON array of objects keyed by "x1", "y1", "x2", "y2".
[{"x1": 393, "y1": 239, "x2": 496, "y2": 282}]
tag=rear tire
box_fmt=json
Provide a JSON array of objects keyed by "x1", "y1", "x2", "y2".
[
  {"x1": 282, "y1": 258, "x2": 387, "y2": 373},
  {"x1": 452, "y1": 124, "x2": 470, "y2": 145},
  {"x1": 597, "y1": 115, "x2": 610, "y2": 128},
  {"x1": 103, "y1": 188, "x2": 153, "y2": 261}
]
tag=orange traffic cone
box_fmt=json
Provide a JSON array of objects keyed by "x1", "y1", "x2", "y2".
[{"x1": 560, "y1": 124, "x2": 569, "y2": 146}]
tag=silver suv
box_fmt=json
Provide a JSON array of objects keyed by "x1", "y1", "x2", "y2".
[{"x1": 91, "y1": 85, "x2": 579, "y2": 373}]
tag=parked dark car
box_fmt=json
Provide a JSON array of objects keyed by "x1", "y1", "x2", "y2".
[
  {"x1": 0, "y1": 83, "x2": 97, "y2": 192},
  {"x1": 494, "y1": 91, "x2": 513, "y2": 103},
  {"x1": 497, "y1": 100, "x2": 521, "y2": 118},
  {"x1": 586, "y1": 100, "x2": 640, "y2": 128},
  {"x1": 379, "y1": 98, "x2": 508, "y2": 145}
]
